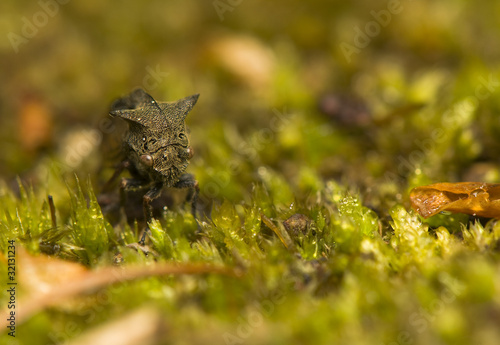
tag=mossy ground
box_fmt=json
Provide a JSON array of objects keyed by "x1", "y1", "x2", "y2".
[{"x1": 2, "y1": 1, "x2": 500, "y2": 344}]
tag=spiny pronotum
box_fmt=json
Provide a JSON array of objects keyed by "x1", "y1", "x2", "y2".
[{"x1": 107, "y1": 88, "x2": 199, "y2": 244}]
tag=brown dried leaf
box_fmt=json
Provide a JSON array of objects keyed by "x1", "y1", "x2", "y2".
[
  {"x1": 410, "y1": 182, "x2": 500, "y2": 218},
  {"x1": 17, "y1": 247, "x2": 89, "y2": 295},
  {"x1": 6, "y1": 249, "x2": 239, "y2": 325}
]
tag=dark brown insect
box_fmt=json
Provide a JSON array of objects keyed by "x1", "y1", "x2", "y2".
[
  {"x1": 106, "y1": 89, "x2": 199, "y2": 244},
  {"x1": 410, "y1": 182, "x2": 500, "y2": 218}
]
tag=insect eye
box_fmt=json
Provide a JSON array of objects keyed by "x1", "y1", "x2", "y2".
[
  {"x1": 140, "y1": 154, "x2": 153, "y2": 167},
  {"x1": 178, "y1": 133, "x2": 189, "y2": 147}
]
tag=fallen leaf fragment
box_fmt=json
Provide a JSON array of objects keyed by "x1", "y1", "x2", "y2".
[
  {"x1": 17, "y1": 246, "x2": 88, "y2": 295},
  {"x1": 1, "y1": 248, "x2": 240, "y2": 327},
  {"x1": 410, "y1": 182, "x2": 500, "y2": 218}
]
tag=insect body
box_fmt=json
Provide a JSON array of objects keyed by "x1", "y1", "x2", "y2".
[{"x1": 108, "y1": 89, "x2": 199, "y2": 244}]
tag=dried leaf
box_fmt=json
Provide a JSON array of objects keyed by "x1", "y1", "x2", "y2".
[
  {"x1": 410, "y1": 182, "x2": 500, "y2": 218},
  {"x1": 7, "y1": 249, "x2": 240, "y2": 325},
  {"x1": 17, "y1": 247, "x2": 88, "y2": 296}
]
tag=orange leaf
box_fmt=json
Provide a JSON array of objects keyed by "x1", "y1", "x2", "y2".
[{"x1": 410, "y1": 182, "x2": 500, "y2": 218}]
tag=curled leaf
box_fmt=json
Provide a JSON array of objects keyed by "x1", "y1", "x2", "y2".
[
  {"x1": 4, "y1": 249, "x2": 240, "y2": 326},
  {"x1": 410, "y1": 182, "x2": 500, "y2": 218}
]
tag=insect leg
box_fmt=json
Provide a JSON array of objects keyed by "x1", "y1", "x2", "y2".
[
  {"x1": 174, "y1": 173, "x2": 199, "y2": 218},
  {"x1": 119, "y1": 178, "x2": 149, "y2": 214},
  {"x1": 139, "y1": 183, "x2": 164, "y2": 245},
  {"x1": 102, "y1": 160, "x2": 131, "y2": 192}
]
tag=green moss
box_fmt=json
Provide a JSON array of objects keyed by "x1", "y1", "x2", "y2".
[{"x1": 67, "y1": 177, "x2": 116, "y2": 266}]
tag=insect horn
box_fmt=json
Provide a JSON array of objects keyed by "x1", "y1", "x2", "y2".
[
  {"x1": 177, "y1": 94, "x2": 199, "y2": 120},
  {"x1": 109, "y1": 89, "x2": 161, "y2": 126}
]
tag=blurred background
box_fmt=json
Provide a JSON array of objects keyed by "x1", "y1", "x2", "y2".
[{"x1": 2, "y1": 0, "x2": 500, "y2": 206}]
